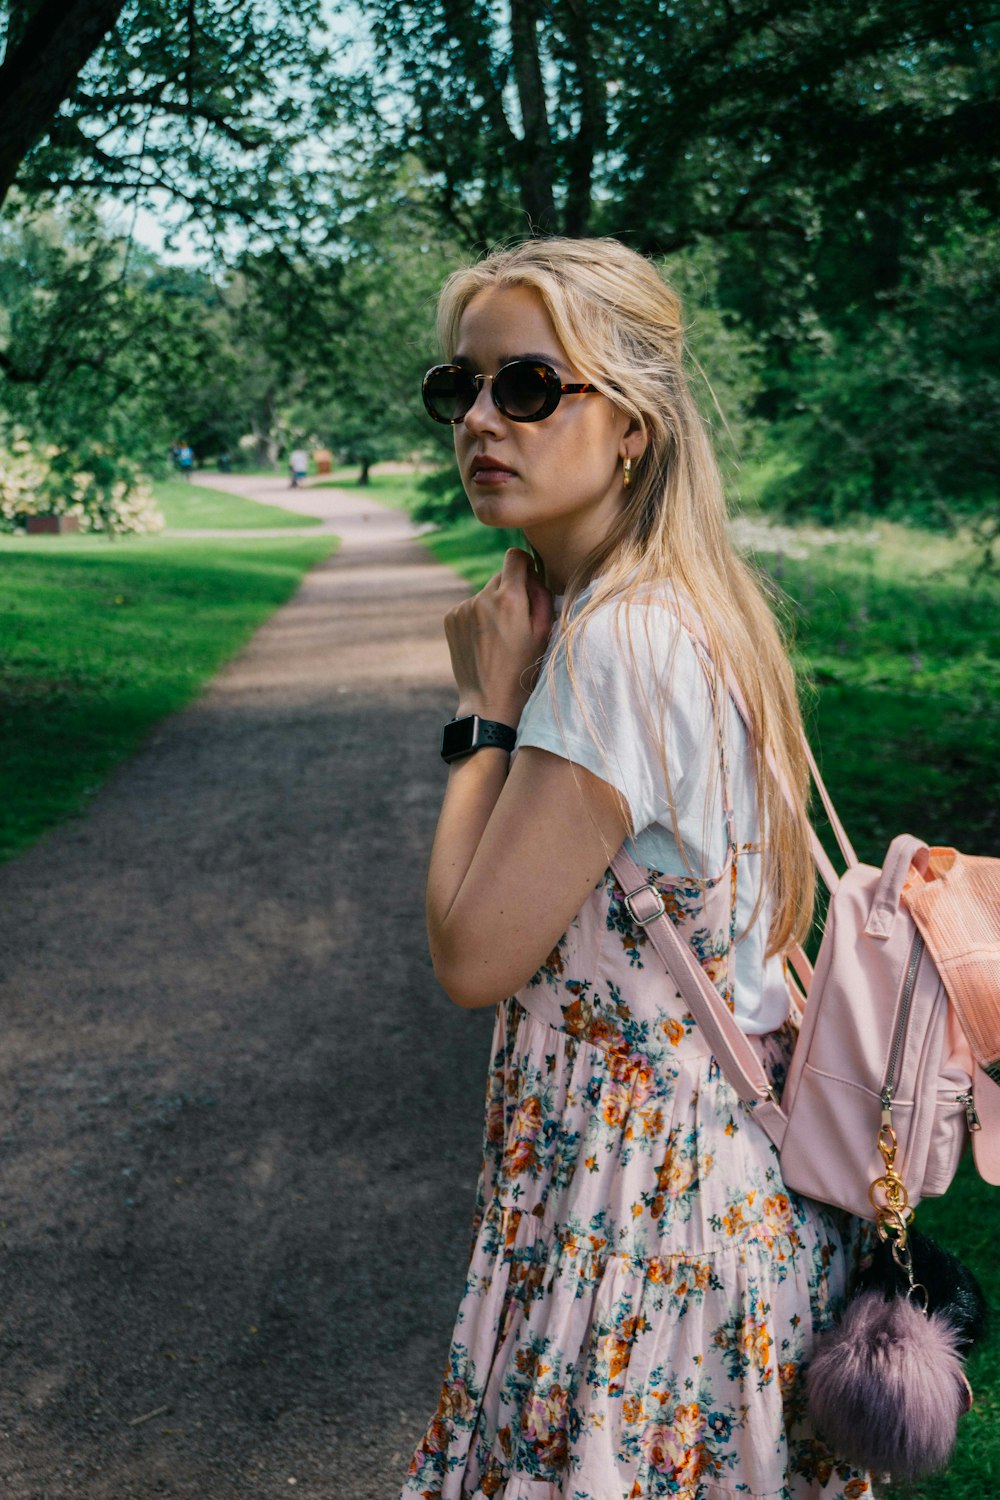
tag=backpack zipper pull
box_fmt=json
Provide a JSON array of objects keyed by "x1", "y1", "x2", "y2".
[{"x1": 957, "y1": 1090, "x2": 982, "y2": 1131}]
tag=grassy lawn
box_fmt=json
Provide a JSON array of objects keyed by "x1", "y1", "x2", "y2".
[
  {"x1": 153, "y1": 475, "x2": 323, "y2": 530},
  {"x1": 0, "y1": 531, "x2": 337, "y2": 861}
]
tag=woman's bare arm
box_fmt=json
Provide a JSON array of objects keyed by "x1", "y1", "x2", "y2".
[
  {"x1": 426, "y1": 546, "x2": 630, "y2": 1007},
  {"x1": 427, "y1": 744, "x2": 629, "y2": 1008}
]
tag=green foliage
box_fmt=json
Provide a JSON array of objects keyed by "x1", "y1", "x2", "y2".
[
  {"x1": 364, "y1": 1, "x2": 998, "y2": 252},
  {"x1": 2, "y1": 0, "x2": 345, "y2": 244},
  {"x1": 0, "y1": 184, "x2": 458, "y2": 480},
  {"x1": 0, "y1": 426, "x2": 163, "y2": 534},
  {"x1": 360, "y1": 1, "x2": 998, "y2": 529},
  {"x1": 3, "y1": 4, "x2": 996, "y2": 536},
  {"x1": 758, "y1": 213, "x2": 1000, "y2": 529},
  {"x1": 411, "y1": 463, "x2": 468, "y2": 525},
  {"x1": 662, "y1": 241, "x2": 765, "y2": 488},
  {"x1": 0, "y1": 199, "x2": 230, "y2": 464},
  {"x1": 0, "y1": 529, "x2": 337, "y2": 861},
  {"x1": 294, "y1": 179, "x2": 465, "y2": 473}
]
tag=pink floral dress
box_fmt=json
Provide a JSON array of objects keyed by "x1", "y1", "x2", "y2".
[{"x1": 401, "y1": 699, "x2": 870, "y2": 1500}]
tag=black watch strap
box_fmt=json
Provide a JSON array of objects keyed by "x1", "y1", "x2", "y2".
[{"x1": 440, "y1": 714, "x2": 517, "y2": 763}]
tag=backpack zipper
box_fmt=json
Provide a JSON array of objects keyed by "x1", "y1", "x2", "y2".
[
  {"x1": 878, "y1": 931, "x2": 980, "y2": 1134},
  {"x1": 879, "y1": 930, "x2": 926, "y2": 1118},
  {"x1": 957, "y1": 1091, "x2": 982, "y2": 1131}
]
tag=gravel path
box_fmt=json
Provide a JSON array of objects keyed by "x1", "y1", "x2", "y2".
[{"x1": 0, "y1": 475, "x2": 493, "y2": 1497}]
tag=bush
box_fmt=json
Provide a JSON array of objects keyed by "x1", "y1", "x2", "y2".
[
  {"x1": 411, "y1": 464, "x2": 470, "y2": 525},
  {"x1": 0, "y1": 431, "x2": 164, "y2": 535}
]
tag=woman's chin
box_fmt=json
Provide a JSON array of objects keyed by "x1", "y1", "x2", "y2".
[{"x1": 469, "y1": 491, "x2": 529, "y2": 530}]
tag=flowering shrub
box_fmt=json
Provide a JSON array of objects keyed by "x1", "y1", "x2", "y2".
[{"x1": 0, "y1": 432, "x2": 164, "y2": 535}]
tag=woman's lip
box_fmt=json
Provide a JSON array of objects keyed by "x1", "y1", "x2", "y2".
[{"x1": 471, "y1": 467, "x2": 517, "y2": 483}]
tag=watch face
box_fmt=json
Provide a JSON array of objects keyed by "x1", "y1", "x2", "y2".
[
  {"x1": 440, "y1": 714, "x2": 515, "y2": 762},
  {"x1": 441, "y1": 715, "x2": 478, "y2": 762}
]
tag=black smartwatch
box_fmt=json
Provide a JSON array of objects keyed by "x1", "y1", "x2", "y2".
[{"x1": 440, "y1": 714, "x2": 517, "y2": 763}]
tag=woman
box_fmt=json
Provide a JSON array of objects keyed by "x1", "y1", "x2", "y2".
[{"x1": 401, "y1": 238, "x2": 869, "y2": 1500}]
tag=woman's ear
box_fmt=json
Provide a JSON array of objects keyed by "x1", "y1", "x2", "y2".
[{"x1": 620, "y1": 418, "x2": 648, "y2": 465}]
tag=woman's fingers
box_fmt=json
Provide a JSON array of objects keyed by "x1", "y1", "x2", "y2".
[
  {"x1": 443, "y1": 547, "x2": 555, "y2": 721},
  {"x1": 525, "y1": 562, "x2": 555, "y2": 635},
  {"x1": 498, "y1": 549, "x2": 553, "y2": 636},
  {"x1": 499, "y1": 546, "x2": 531, "y2": 589}
]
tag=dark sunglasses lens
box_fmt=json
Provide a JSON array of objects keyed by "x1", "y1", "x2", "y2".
[
  {"x1": 424, "y1": 367, "x2": 475, "y2": 422},
  {"x1": 494, "y1": 362, "x2": 552, "y2": 419}
]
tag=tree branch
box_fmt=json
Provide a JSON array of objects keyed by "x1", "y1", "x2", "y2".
[{"x1": 0, "y1": 0, "x2": 128, "y2": 213}]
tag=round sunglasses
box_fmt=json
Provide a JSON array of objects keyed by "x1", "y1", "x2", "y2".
[{"x1": 422, "y1": 359, "x2": 600, "y2": 425}]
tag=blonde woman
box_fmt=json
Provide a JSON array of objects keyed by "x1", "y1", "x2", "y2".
[{"x1": 402, "y1": 239, "x2": 868, "y2": 1500}]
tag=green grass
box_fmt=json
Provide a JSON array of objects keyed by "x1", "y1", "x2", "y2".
[
  {"x1": 0, "y1": 531, "x2": 337, "y2": 861},
  {"x1": 153, "y1": 476, "x2": 323, "y2": 530}
]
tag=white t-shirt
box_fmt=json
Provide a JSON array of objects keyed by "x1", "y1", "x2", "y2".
[{"x1": 515, "y1": 584, "x2": 790, "y2": 1034}]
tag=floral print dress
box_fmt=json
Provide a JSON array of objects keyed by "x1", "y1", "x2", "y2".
[{"x1": 401, "y1": 685, "x2": 870, "y2": 1500}]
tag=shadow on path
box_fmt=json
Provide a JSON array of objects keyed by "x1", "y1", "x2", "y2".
[{"x1": 0, "y1": 486, "x2": 491, "y2": 1497}]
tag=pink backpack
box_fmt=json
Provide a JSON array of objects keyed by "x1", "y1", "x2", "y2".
[{"x1": 611, "y1": 744, "x2": 1000, "y2": 1225}]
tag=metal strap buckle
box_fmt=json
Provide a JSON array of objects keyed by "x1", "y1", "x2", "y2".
[{"x1": 623, "y1": 884, "x2": 666, "y2": 927}]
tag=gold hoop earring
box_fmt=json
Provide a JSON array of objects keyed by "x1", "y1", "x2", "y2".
[{"x1": 623, "y1": 456, "x2": 632, "y2": 490}]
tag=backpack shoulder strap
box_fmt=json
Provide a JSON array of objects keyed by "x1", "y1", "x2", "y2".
[{"x1": 611, "y1": 849, "x2": 789, "y2": 1152}]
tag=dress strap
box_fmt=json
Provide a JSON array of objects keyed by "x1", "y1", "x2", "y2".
[{"x1": 612, "y1": 848, "x2": 788, "y2": 1150}]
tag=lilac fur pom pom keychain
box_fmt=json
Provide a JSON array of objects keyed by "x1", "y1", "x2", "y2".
[
  {"x1": 806, "y1": 1288, "x2": 972, "y2": 1481},
  {"x1": 806, "y1": 1101, "x2": 987, "y2": 1481}
]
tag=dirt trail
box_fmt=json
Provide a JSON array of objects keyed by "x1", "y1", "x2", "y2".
[{"x1": 0, "y1": 475, "x2": 493, "y2": 1497}]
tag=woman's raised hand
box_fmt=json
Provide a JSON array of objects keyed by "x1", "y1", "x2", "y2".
[{"x1": 445, "y1": 548, "x2": 555, "y2": 726}]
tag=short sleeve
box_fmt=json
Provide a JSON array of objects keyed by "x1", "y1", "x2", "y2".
[{"x1": 515, "y1": 599, "x2": 717, "y2": 840}]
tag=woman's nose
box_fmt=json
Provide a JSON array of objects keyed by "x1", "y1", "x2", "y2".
[{"x1": 462, "y1": 377, "x2": 503, "y2": 437}]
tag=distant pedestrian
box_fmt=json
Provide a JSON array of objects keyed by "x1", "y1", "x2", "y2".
[
  {"x1": 289, "y1": 448, "x2": 309, "y2": 488},
  {"x1": 176, "y1": 442, "x2": 194, "y2": 479}
]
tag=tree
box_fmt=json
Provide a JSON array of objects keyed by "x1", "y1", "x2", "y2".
[
  {"x1": 0, "y1": 0, "x2": 351, "y2": 240},
  {"x1": 363, "y1": 0, "x2": 1000, "y2": 522},
  {"x1": 762, "y1": 208, "x2": 1000, "y2": 525},
  {"x1": 232, "y1": 184, "x2": 460, "y2": 479},
  {"x1": 365, "y1": 1, "x2": 999, "y2": 252},
  {"x1": 0, "y1": 198, "x2": 223, "y2": 455}
]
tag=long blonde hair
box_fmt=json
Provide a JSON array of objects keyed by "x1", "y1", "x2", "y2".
[{"x1": 436, "y1": 236, "x2": 814, "y2": 956}]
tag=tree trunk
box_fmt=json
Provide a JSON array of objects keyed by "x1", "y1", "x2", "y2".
[
  {"x1": 870, "y1": 448, "x2": 893, "y2": 512},
  {"x1": 509, "y1": 0, "x2": 558, "y2": 233},
  {"x1": 562, "y1": 0, "x2": 600, "y2": 237},
  {"x1": 358, "y1": 456, "x2": 371, "y2": 486},
  {"x1": 866, "y1": 206, "x2": 902, "y2": 513},
  {"x1": 0, "y1": 0, "x2": 128, "y2": 213}
]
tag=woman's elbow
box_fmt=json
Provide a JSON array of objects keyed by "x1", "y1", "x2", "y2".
[{"x1": 429, "y1": 942, "x2": 514, "y2": 1010}]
